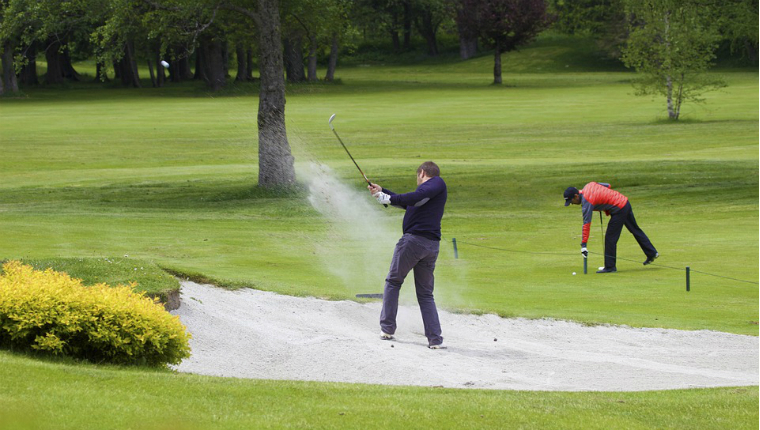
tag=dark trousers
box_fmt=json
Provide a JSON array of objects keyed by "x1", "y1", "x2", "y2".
[
  {"x1": 604, "y1": 202, "x2": 658, "y2": 269},
  {"x1": 380, "y1": 233, "x2": 443, "y2": 346}
]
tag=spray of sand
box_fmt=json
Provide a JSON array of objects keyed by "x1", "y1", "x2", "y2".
[{"x1": 299, "y1": 162, "x2": 400, "y2": 296}]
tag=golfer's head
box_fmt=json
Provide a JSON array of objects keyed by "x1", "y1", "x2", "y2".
[
  {"x1": 417, "y1": 161, "x2": 439, "y2": 185},
  {"x1": 563, "y1": 186, "x2": 580, "y2": 206}
]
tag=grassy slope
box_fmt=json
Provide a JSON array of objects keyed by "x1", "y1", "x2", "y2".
[{"x1": 1, "y1": 350, "x2": 758, "y2": 430}]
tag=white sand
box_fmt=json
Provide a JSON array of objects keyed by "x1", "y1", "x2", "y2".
[{"x1": 171, "y1": 281, "x2": 758, "y2": 391}]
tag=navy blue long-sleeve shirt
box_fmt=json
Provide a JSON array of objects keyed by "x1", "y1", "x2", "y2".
[{"x1": 382, "y1": 176, "x2": 447, "y2": 241}]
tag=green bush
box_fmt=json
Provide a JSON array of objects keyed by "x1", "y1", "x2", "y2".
[{"x1": 0, "y1": 261, "x2": 191, "y2": 366}]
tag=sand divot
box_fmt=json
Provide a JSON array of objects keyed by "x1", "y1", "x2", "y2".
[{"x1": 171, "y1": 281, "x2": 758, "y2": 391}]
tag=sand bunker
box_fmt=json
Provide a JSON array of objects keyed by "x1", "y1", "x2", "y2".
[{"x1": 171, "y1": 281, "x2": 758, "y2": 391}]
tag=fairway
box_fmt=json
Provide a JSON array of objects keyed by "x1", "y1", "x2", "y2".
[
  {"x1": 1, "y1": 54, "x2": 757, "y2": 334},
  {"x1": 0, "y1": 34, "x2": 758, "y2": 429}
]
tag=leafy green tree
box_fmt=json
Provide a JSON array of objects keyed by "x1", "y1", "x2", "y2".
[{"x1": 621, "y1": 0, "x2": 726, "y2": 120}]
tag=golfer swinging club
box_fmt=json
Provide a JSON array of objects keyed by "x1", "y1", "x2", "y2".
[
  {"x1": 564, "y1": 182, "x2": 659, "y2": 273},
  {"x1": 369, "y1": 161, "x2": 447, "y2": 349}
]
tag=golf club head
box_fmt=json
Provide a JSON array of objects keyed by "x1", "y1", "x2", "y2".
[{"x1": 328, "y1": 113, "x2": 336, "y2": 130}]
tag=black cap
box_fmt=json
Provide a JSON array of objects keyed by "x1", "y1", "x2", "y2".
[{"x1": 563, "y1": 187, "x2": 579, "y2": 206}]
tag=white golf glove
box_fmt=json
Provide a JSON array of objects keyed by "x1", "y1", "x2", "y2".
[
  {"x1": 581, "y1": 247, "x2": 588, "y2": 258},
  {"x1": 373, "y1": 191, "x2": 391, "y2": 205}
]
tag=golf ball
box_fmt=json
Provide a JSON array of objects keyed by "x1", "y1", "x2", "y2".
[
  {"x1": 160, "y1": 60, "x2": 170, "y2": 68},
  {"x1": 572, "y1": 272, "x2": 576, "y2": 275}
]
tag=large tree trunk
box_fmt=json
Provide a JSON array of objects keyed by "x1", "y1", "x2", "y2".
[
  {"x1": 173, "y1": 54, "x2": 192, "y2": 81},
  {"x1": 257, "y1": 0, "x2": 296, "y2": 188},
  {"x1": 283, "y1": 35, "x2": 306, "y2": 83},
  {"x1": 415, "y1": 10, "x2": 439, "y2": 56},
  {"x1": 222, "y1": 41, "x2": 230, "y2": 78},
  {"x1": 745, "y1": 39, "x2": 758, "y2": 65},
  {"x1": 456, "y1": 7, "x2": 478, "y2": 60},
  {"x1": 493, "y1": 45, "x2": 502, "y2": 84},
  {"x1": 324, "y1": 34, "x2": 338, "y2": 81},
  {"x1": 60, "y1": 47, "x2": 81, "y2": 81},
  {"x1": 45, "y1": 39, "x2": 65, "y2": 84},
  {"x1": 202, "y1": 38, "x2": 226, "y2": 90},
  {"x1": 235, "y1": 43, "x2": 248, "y2": 81},
  {"x1": 147, "y1": 59, "x2": 157, "y2": 87},
  {"x1": 0, "y1": 69, "x2": 3, "y2": 95},
  {"x1": 194, "y1": 46, "x2": 207, "y2": 81},
  {"x1": 119, "y1": 41, "x2": 141, "y2": 88},
  {"x1": 155, "y1": 48, "x2": 165, "y2": 87},
  {"x1": 246, "y1": 47, "x2": 255, "y2": 80},
  {"x1": 307, "y1": 38, "x2": 318, "y2": 82},
  {"x1": 19, "y1": 44, "x2": 39, "y2": 85},
  {"x1": 2, "y1": 41, "x2": 19, "y2": 93}
]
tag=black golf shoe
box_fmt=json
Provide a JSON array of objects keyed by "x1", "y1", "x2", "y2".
[
  {"x1": 643, "y1": 253, "x2": 659, "y2": 266},
  {"x1": 596, "y1": 267, "x2": 617, "y2": 273}
]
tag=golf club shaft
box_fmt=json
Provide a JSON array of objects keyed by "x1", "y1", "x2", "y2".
[
  {"x1": 331, "y1": 128, "x2": 372, "y2": 187},
  {"x1": 329, "y1": 114, "x2": 387, "y2": 208}
]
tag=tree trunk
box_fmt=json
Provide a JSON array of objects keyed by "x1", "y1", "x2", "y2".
[
  {"x1": 95, "y1": 62, "x2": 109, "y2": 82},
  {"x1": 456, "y1": 7, "x2": 478, "y2": 60},
  {"x1": 246, "y1": 48, "x2": 255, "y2": 80},
  {"x1": 194, "y1": 45, "x2": 207, "y2": 81},
  {"x1": 307, "y1": 38, "x2": 318, "y2": 82},
  {"x1": 236, "y1": 43, "x2": 248, "y2": 81},
  {"x1": 459, "y1": 36, "x2": 477, "y2": 60},
  {"x1": 113, "y1": 61, "x2": 120, "y2": 79},
  {"x1": 61, "y1": 47, "x2": 81, "y2": 81},
  {"x1": 120, "y1": 40, "x2": 141, "y2": 88},
  {"x1": 18, "y1": 44, "x2": 39, "y2": 86},
  {"x1": 257, "y1": 0, "x2": 296, "y2": 188},
  {"x1": 390, "y1": 30, "x2": 400, "y2": 51},
  {"x1": 202, "y1": 38, "x2": 226, "y2": 90},
  {"x1": 493, "y1": 45, "x2": 502, "y2": 84},
  {"x1": 155, "y1": 49, "x2": 165, "y2": 87},
  {"x1": 2, "y1": 41, "x2": 19, "y2": 93},
  {"x1": 147, "y1": 59, "x2": 157, "y2": 87},
  {"x1": 666, "y1": 75, "x2": 676, "y2": 119},
  {"x1": 181, "y1": 56, "x2": 193, "y2": 80},
  {"x1": 415, "y1": 11, "x2": 438, "y2": 56},
  {"x1": 45, "y1": 39, "x2": 65, "y2": 84},
  {"x1": 403, "y1": 1, "x2": 412, "y2": 49},
  {"x1": 283, "y1": 35, "x2": 306, "y2": 83},
  {"x1": 324, "y1": 34, "x2": 338, "y2": 81},
  {"x1": 0, "y1": 69, "x2": 3, "y2": 95},
  {"x1": 744, "y1": 39, "x2": 758, "y2": 65},
  {"x1": 222, "y1": 41, "x2": 230, "y2": 78}
]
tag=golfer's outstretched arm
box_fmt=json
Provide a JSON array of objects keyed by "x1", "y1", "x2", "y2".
[{"x1": 388, "y1": 178, "x2": 444, "y2": 207}]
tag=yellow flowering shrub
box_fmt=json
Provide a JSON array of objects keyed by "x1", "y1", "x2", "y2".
[{"x1": 0, "y1": 261, "x2": 191, "y2": 366}]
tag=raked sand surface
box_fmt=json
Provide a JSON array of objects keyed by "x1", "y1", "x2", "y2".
[{"x1": 172, "y1": 281, "x2": 758, "y2": 391}]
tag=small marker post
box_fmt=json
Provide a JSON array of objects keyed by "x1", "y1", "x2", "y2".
[
  {"x1": 452, "y1": 238, "x2": 459, "y2": 259},
  {"x1": 686, "y1": 266, "x2": 690, "y2": 292}
]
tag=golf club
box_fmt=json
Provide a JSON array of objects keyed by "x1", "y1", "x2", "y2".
[{"x1": 328, "y1": 114, "x2": 387, "y2": 207}]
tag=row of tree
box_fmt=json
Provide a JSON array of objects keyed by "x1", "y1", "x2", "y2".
[
  {"x1": 1, "y1": 1, "x2": 756, "y2": 93},
  {"x1": 1, "y1": 0, "x2": 757, "y2": 186}
]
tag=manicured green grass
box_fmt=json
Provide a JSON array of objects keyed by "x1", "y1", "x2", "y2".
[
  {"x1": 1, "y1": 350, "x2": 757, "y2": 430},
  {"x1": 2, "y1": 62, "x2": 755, "y2": 334},
  {"x1": 0, "y1": 33, "x2": 757, "y2": 429}
]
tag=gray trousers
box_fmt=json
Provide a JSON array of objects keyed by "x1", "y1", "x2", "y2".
[{"x1": 380, "y1": 233, "x2": 443, "y2": 346}]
